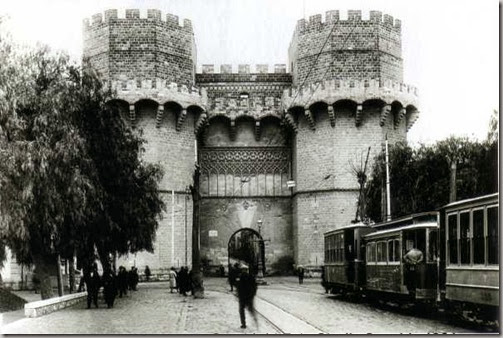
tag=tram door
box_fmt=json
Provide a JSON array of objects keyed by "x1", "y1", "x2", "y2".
[
  {"x1": 403, "y1": 229, "x2": 426, "y2": 291},
  {"x1": 227, "y1": 228, "x2": 265, "y2": 276},
  {"x1": 345, "y1": 230, "x2": 355, "y2": 283}
]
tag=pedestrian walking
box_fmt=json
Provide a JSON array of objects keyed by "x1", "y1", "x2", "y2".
[
  {"x1": 169, "y1": 267, "x2": 177, "y2": 293},
  {"x1": 237, "y1": 265, "x2": 258, "y2": 329},
  {"x1": 117, "y1": 266, "x2": 128, "y2": 297},
  {"x1": 297, "y1": 265, "x2": 305, "y2": 285},
  {"x1": 84, "y1": 263, "x2": 101, "y2": 309},
  {"x1": 102, "y1": 268, "x2": 117, "y2": 308},
  {"x1": 144, "y1": 265, "x2": 151, "y2": 282}
]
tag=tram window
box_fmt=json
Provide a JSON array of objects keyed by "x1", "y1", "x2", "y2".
[
  {"x1": 448, "y1": 214, "x2": 458, "y2": 264},
  {"x1": 487, "y1": 206, "x2": 499, "y2": 265},
  {"x1": 377, "y1": 242, "x2": 386, "y2": 262},
  {"x1": 394, "y1": 239, "x2": 400, "y2": 261},
  {"x1": 330, "y1": 236, "x2": 336, "y2": 262},
  {"x1": 387, "y1": 239, "x2": 400, "y2": 262},
  {"x1": 337, "y1": 234, "x2": 344, "y2": 262},
  {"x1": 472, "y1": 209, "x2": 484, "y2": 264},
  {"x1": 460, "y1": 212, "x2": 470, "y2": 265},
  {"x1": 367, "y1": 242, "x2": 376, "y2": 262},
  {"x1": 388, "y1": 241, "x2": 394, "y2": 262},
  {"x1": 326, "y1": 237, "x2": 330, "y2": 262}
]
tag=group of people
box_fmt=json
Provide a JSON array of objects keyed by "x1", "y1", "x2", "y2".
[
  {"x1": 228, "y1": 263, "x2": 258, "y2": 329},
  {"x1": 80, "y1": 263, "x2": 141, "y2": 309},
  {"x1": 168, "y1": 266, "x2": 198, "y2": 296}
]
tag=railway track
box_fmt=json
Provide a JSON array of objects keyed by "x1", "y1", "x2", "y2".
[{"x1": 211, "y1": 289, "x2": 327, "y2": 334}]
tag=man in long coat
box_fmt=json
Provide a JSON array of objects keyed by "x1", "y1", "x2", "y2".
[
  {"x1": 237, "y1": 265, "x2": 258, "y2": 329},
  {"x1": 84, "y1": 263, "x2": 101, "y2": 309}
]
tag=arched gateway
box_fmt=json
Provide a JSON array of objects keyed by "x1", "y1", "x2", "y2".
[{"x1": 228, "y1": 228, "x2": 265, "y2": 276}]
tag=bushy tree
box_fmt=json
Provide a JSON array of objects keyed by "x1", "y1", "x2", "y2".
[
  {"x1": 0, "y1": 23, "x2": 164, "y2": 298},
  {"x1": 366, "y1": 136, "x2": 498, "y2": 223}
]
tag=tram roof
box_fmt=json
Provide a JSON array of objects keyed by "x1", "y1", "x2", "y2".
[
  {"x1": 323, "y1": 222, "x2": 373, "y2": 236},
  {"x1": 442, "y1": 193, "x2": 499, "y2": 210},
  {"x1": 370, "y1": 211, "x2": 438, "y2": 230},
  {"x1": 364, "y1": 222, "x2": 438, "y2": 239}
]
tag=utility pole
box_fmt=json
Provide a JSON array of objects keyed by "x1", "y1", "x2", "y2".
[
  {"x1": 385, "y1": 135, "x2": 392, "y2": 221},
  {"x1": 191, "y1": 165, "x2": 204, "y2": 298}
]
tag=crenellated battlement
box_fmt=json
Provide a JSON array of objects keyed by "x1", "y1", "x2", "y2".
[
  {"x1": 282, "y1": 78, "x2": 418, "y2": 109},
  {"x1": 294, "y1": 10, "x2": 401, "y2": 34},
  {"x1": 83, "y1": 9, "x2": 193, "y2": 32},
  {"x1": 109, "y1": 79, "x2": 207, "y2": 109},
  {"x1": 200, "y1": 64, "x2": 287, "y2": 74},
  {"x1": 289, "y1": 9, "x2": 403, "y2": 86},
  {"x1": 83, "y1": 9, "x2": 196, "y2": 86}
]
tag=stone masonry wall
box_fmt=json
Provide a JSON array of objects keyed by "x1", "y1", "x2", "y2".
[
  {"x1": 83, "y1": 9, "x2": 196, "y2": 85},
  {"x1": 292, "y1": 103, "x2": 406, "y2": 265},
  {"x1": 288, "y1": 10, "x2": 402, "y2": 86},
  {"x1": 115, "y1": 99, "x2": 196, "y2": 271}
]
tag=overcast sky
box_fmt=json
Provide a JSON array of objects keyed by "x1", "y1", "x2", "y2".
[{"x1": 1, "y1": 0, "x2": 499, "y2": 145}]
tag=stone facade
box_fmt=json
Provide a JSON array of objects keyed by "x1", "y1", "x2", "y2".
[{"x1": 79, "y1": 9, "x2": 419, "y2": 272}]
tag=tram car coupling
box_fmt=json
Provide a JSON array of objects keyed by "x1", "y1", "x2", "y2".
[{"x1": 322, "y1": 193, "x2": 499, "y2": 322}]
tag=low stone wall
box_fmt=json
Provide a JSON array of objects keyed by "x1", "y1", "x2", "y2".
[{"x1": 24, "y1": 292, "x2": 87, "y2": 318}]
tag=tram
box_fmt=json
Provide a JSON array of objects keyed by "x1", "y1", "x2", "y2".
[{"x1": 322, "y1": 193, "x2": 499, "y2": 320}]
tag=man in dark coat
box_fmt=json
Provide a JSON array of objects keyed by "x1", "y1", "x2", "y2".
[
  {"x1": 297, "y1": 266, "x2": 305, "y2": 285},
  {"x1": 102, "y1": 268, "x2": 117, "y2": 308},
  {"x1": 144, "y1": 265, "x2": 151, "y2": 282},
  {"x1": 84, "y1": 263, "x2": 101, "y2": 309},
  {"x1": 403, "y1": 247, "x2": 424, "y2": 297},
  {"x1": 237, "y1": 266, "x2": 258, "y2": 329},
  {"x1": 178, "y1": 267, "x2": 189, "y2": 296},
  {"x1": 129, "y1": 267, "x2": 139, "y2": 291},
  {"x1": 117, "y1": 266, "x2": 128, "y2": 297}
]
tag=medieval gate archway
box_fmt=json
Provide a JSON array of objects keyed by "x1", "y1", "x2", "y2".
[{"x1": 227, "y1": 228, "x2": 265, "y2": 276}]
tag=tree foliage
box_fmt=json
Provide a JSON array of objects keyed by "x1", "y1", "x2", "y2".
[
  {"x1": 0, "y1": 22, "x2": 164, "y2": 297},
  {"x1": 366, "y1": 136, "x2": 498, "y2": 223}
]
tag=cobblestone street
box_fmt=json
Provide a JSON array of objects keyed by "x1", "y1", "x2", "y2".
[{"x1": 1, "y1": 277, "x2": 491, "y2": 334}]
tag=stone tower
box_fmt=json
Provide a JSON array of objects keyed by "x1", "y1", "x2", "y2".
[
  {"x1": 82, "y1": 9, "x2": 419, "y2": 272},
  {"x1": 83, "y1": 9, "x2": 207, "y2": 271},
  {"x1": 284, "y1": 10, "x2": 419, "y2": 265}
]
